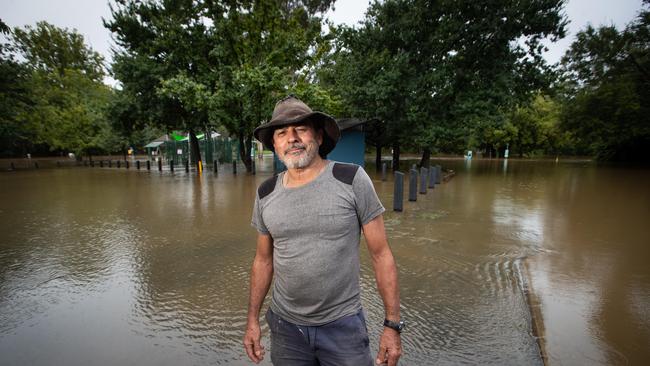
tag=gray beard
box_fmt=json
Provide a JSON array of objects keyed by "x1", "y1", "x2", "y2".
[{"x1": 281, "y1": 141, "x2": 319, "y2": 169}]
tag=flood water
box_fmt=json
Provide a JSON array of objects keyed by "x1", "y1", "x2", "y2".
[{"x1": 1, "y1": 158, "x2": 648, "y2": 365}]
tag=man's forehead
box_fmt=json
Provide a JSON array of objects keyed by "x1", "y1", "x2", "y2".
[{"x1": 273, "y1": 121, "x2": 317, "y2": 132}]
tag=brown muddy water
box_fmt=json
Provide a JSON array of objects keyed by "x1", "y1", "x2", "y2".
[{"x1": 1, "y1": 158, "x2": 648, "y2": 365}]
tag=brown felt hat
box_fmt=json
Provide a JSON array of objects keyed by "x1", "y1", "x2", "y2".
[{"x1": 254, "y1": 95, "x2": 340, "y2": 157}]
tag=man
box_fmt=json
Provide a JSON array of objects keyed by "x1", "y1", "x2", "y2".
[{"x1": 244, "y1": 96, "x2": 403, "y2": 366}]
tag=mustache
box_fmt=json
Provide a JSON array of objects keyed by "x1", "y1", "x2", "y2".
[{"x1": 284, "y1": 143, "x2": 306, "y2": 154}]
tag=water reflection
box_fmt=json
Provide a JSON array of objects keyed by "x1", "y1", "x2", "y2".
[
  {"x1": 443, "y1": 159, "x2": 650, "y2": 365},
  {"x1": 1, "y1": 160, "x2": 648, "y2": 365},
  {"x1": 548, "y1": 166, "x2": 647, "y2": 365}
]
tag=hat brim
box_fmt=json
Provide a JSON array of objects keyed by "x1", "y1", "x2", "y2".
[{"x1": 254, "y1": 112, "x2": 340, "y2": 157}]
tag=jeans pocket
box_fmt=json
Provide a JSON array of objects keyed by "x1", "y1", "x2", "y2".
[
  {"x1": 356, "y1": 310, "x2": 370, "y2": 346},
  {"x1": 265, "y1": 308, "x2": 277, "y2": 333}
]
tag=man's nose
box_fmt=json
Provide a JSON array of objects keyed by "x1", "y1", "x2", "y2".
[{"x1": 287, "y1": 128, "x2": 299, "y2": 142}]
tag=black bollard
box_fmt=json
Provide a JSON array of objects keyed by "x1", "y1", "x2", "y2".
[
  {"x1": 117, "y1": 160, "x2": 121, "y2": 168},
  {"x1": 419, "y1": 167, "x2": 428, "y2": 194},
  {"x1": 34, "y1": 161, "x2": 39, "y2": 169},
  {"x1": 158, "y1": 159, "x2": 162, "y2": 171},
  {"x1": 136, "y1": 160, "x2": 140, "y2": 170},
  {"x1": 436, "y1": 165, "x2": 442, "y2": 184},
  {"x1": 409, "y1": 169, "x2": 418, "y2": 202},
  {"x1": 382, "y1": 162, "x2": 387, "y2": 181},
  {"x1": 146, "y1": 160, "x2": 150, "y2": 170},
  {"x1": 252, "y1": 160, "x2": 256, "y2": 175},
  {"x1": 100, "y1": 160, "x2": 103, "y2": 168},
  {"x1": 108, "y1": 160, "x2": 112, "y2": 168},
  {"x1": 428, "y1": 167, "x2": 436, "y2": 189},
  {"x1": 394, "y1": 171, "x2": 404, "y2": 212},
  {"x1": 10, "y1": 162, "x2": 15, "y2": 170},
  {"x1": 232, "y1": 160, "x2": 237, "y2": 174},
  {"x1": 170, "y1": 160, "x2": 174, "y2": 172},
  {"x1": 185, "y1": 160, "x2": 189, "y2": 172},
  {"x1": 126, "y1": 160, "x2": 130, "y2": 169},
  {"x1": 213, "y1": 160, "x2": 218, "y2": 174}
]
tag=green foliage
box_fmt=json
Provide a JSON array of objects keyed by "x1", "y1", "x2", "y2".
[
  {"x1": 158, "y1": 73, "x2": 212, "y2": 113},
  {"x1": 26, "y1": 69, "x2": 112, "y2": 156},
  {"x1": 560, "y1": 1, "x2": 650, "y2": 161},
  {"x1": 326, "y1": 0, "x2": 567, "y2": 163},
  {"x1": 504, "y1": 94, "x2": 569, "y2": 157},
  {"x1": 0, "y1": 24, "x2": 34, "y2": 156},
  {"x1": 106, "y1": 0, "x2": 212, "y2": 131},
  {"x1": 10, "y1": 21, "x2": 105, "y2": 82},
  {"x1": 106, "y1": 0, "x2": 336, "y2": 170},
  {"x1": 1, "y1": 22, "x2": 115, "y2": 157},
  {"x1": 206, "y1": 0, "x2": 336, "y2": 168},
  {"x1": 290, "y1": 79, "x2": 344, "y2": 117}
]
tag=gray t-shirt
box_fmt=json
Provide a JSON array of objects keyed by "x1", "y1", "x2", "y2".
[{"x1": 251, "y1": 161, "x2": 385, "y2": 325}]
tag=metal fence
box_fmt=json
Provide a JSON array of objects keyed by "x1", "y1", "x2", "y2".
[{"x1": 154, "y1": 136, "x2": 242, "y2": 164}]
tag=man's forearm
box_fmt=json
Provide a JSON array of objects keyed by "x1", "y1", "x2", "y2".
[
  {"x1": 247, "y1": 256, "x2": 273, "y2": 321},
  {"x1": 364, "y1": 215, "x2": 401, "y2": 321},
  {"x1": 372, "y1": 250, "x2": 400, "y2": 320}
]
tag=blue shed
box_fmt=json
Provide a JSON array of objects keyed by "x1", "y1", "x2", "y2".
[{"x1": 274, "y1": 118, "x2": 366, "y2": 172}]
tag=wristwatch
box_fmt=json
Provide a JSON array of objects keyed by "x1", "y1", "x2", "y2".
[{"x1": 383, "y1": 319, "x2": 405, "y2": 333}]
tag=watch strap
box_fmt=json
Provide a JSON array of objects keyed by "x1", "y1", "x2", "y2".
[{"x1": 383, "y1": 318, "x2": 404, "y2": 333}]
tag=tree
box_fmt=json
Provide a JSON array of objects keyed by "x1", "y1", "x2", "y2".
[
  {"x1": 106, "y1": 0, "x2": 336, "y2": 172},
  {"x1": 11, "y1": 21, "x2": 105, "y2": 82},
  {"x1": 327, "y1": 0, "x2": 567, "y2": 167},
  {"x1": 205, "y1": 0, "x2": 335, "y2": 171},
  {"x1": 503, "y1": 94, "x2": 567, "y2": 157},
  {"x1": 106, "y1": 0, "x2": 214, "y2": 168},
  {"x1": 561, "y1": 1, "x2": 650, "y2": 161},
  {"x1": 0, "y1": 19, "x2": 34, "y2": 156},
  {"x1": 23, "y1": 68, "x2": 112, "y2": 157},
  {"x1": 323, "y1": 2, "x2": 416, "y2": 171},
  {"x1": 3, "y1": 22, "x2": 112, "y2": 158}
]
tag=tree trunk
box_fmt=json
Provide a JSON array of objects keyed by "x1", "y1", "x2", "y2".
[
  {"x1": 392, "y1": 144, "x2": 400, "y2": 172},
  {"x1": 375, "y1": 144, "x2": 382, "y2": 171},
  {"x1": 189, "y1": 129, "x2": 202, "y2": 170},
  {"x1": 239, "y1": 133, "x2": 253, "y2": 173},
  {"x1": 419, "y1": 148, "x2": 430, "y2": 168}
]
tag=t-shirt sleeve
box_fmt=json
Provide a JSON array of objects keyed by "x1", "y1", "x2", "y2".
[
  {"x1": 352, "y1": 167, "x2": 385, "y2": 225},
  {"x1": 251, "y1": 193, "x2": 270, "y2": 234}
]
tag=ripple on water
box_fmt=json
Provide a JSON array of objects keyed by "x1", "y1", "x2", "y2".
[{"x1": 364, "y1": 222, "x2": 542, "y2": 365}]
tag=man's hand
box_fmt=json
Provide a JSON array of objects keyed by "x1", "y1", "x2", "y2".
[
  {"x1": 375, "y1": 327, "x2": 402, "y2": 366},
  {"x1": 243, "y1": 319, "x2": 265, "y2": 364}
]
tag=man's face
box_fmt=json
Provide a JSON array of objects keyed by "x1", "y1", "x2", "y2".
[{"x1": 272, "y1": 122, "x2": 323, "y2": 169}]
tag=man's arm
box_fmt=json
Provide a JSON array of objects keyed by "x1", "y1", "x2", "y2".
[
  {"x1": 244, "y1": 233, "x2": 274, "y2": 364},
  {"x1": 363, "y1": 214, "x2": 402, "y2": 366}
]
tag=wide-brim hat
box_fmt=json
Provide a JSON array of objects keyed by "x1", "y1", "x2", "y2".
[{"x1": 253, "y1": 96, "x2": 340, "y2": 157}]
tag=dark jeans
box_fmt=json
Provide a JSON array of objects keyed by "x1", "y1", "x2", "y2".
[{"x1": 265, "y1": 308, "x2": 373, "y2": 366}]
